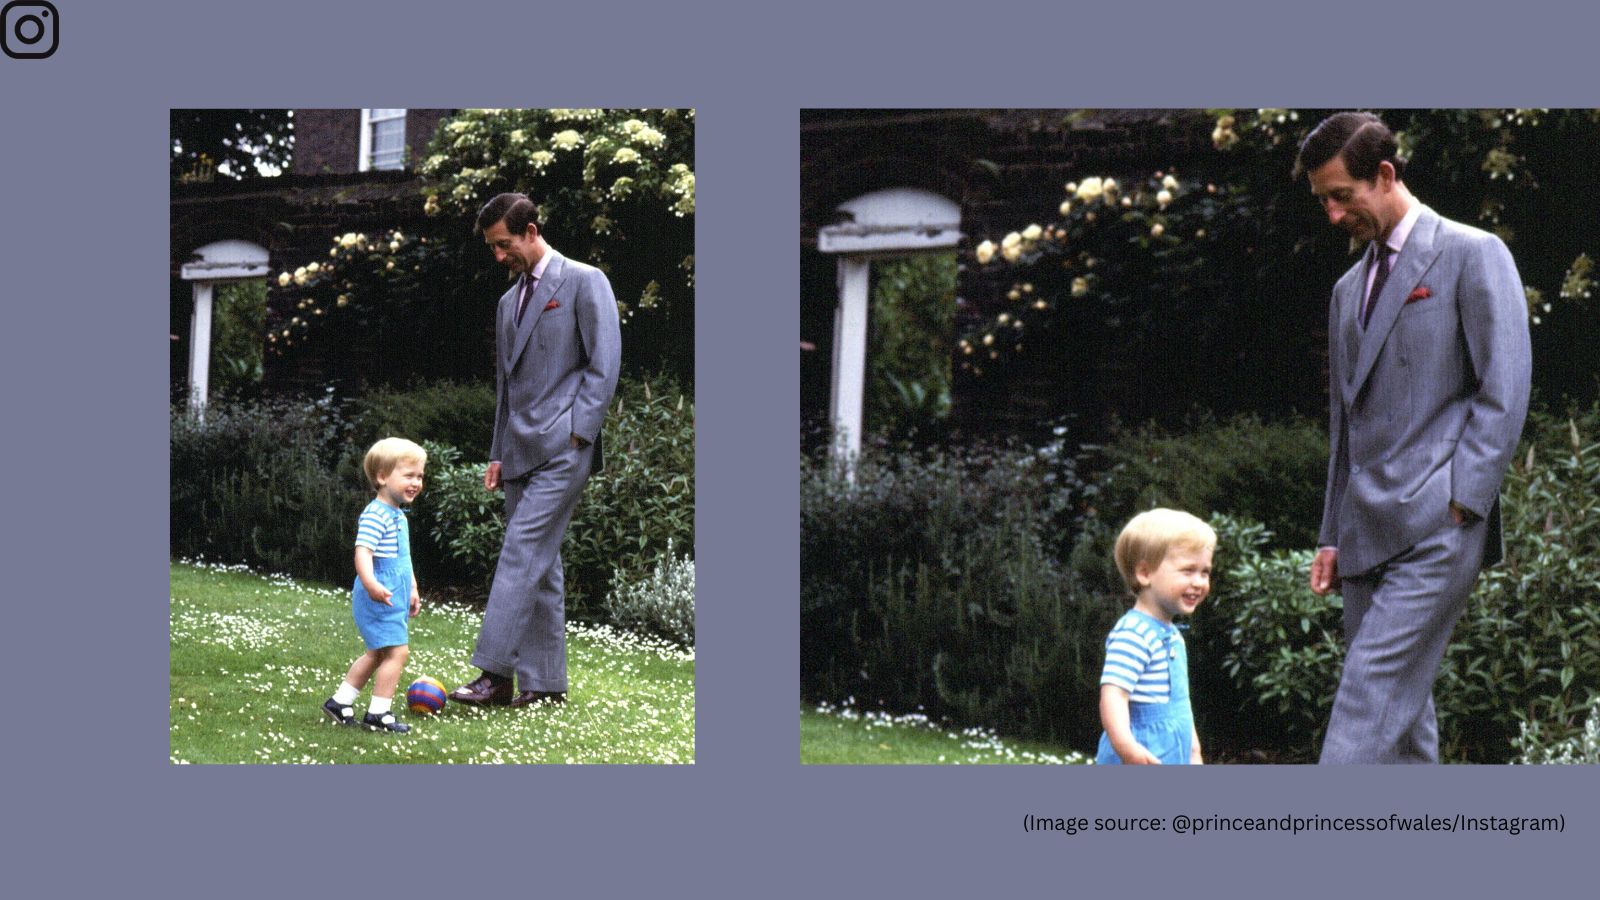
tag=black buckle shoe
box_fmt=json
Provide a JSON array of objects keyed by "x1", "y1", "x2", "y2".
[
  {"x1": 323, "y1": 697, "x2": 357, "y2": 726},
  {"x1": 362, "y1": 711, "x2": 411, "y2": 733}
]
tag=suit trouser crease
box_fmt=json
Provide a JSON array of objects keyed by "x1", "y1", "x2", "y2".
[
  {"x1": 472, "y1": 443, "x2": 593, "y2": 692},
  {"x1": 1321, "y1": 517, "x2": 1488, "y2": 763}
]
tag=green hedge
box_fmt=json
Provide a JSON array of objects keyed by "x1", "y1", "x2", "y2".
[
  {"x1": 801, "y1": 407, "x2": 1600, "y2": 763},
  {"x1": 171, "y1": 375, "x2": 694, "y2": 631},
  {"x1": 170, "y1": 393, "x2": 364, "y2": 585},
  {"x1": 419, "y1": 374, "x2": 695, "y2": 619}
]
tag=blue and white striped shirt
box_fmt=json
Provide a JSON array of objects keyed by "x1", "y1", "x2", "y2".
[
  {"x1": 1099, "y1": 609, "x2": 1180, "y2": 704},
  {"x1": 354, "y1": 499, "x2": 403, "y2": 558}
]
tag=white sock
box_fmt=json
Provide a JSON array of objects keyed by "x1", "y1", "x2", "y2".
[
  {"x1": 332, "y1": 682, "x2": 360, "y2": 706},
  {"x1": 369, "y1": 697, "x2": 392, "y2": 716}
]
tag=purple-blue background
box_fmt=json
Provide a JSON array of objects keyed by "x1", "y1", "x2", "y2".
[{"x1": 3, "y1": 0, "x2": 1594, "y2": 895}]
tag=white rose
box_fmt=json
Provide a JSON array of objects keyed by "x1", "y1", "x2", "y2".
[
  {"x1": 1002, "y1": 243, "x2": 1022, "y2": 263},
  {"x1": 1162, "y1": 174, "x2": 1179, "y2": 191},
  {"x1": 1157, "y1": 189, "x2": 1173, "y2": 209},
  {"x1": 278, "y1": 272, "x2": 291, "y2": 287},
  {"x1": 1075, "y1": 177, "x2": 1104, "y2": 203},
  {"x1": 1022, "y1": 224, "x2": 1043, "y2": 242},
  {"x1": 1151, "y1": 222, "x2": 1165, "y2": 237},
  {"x1": 1059, "y1": 200, "x2": 1073, "y2": 217},
  {"x1": 975, "y1": 240, "x2": 996, "y2": 264},
  {"x1": 1072, "y1": 277, "x2": 1089, "y2": 296}
]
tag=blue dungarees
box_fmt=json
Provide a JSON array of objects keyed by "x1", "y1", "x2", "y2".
[
  {"x1": 1095, "y1": 618, "x2": 1193, "y2": 765},
  {"x1": 351, "y1": 504, "x2": 412, "y2": 650}
]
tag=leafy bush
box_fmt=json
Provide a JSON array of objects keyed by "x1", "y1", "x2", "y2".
[
  {"x1": 415, "y1": 374, "x2": 694, "y2": 622},
  {"x1": 1201, "y1": 514, "x2": 1336, "y2": 758},
  {"x1": 801, "y1": 440, "x2": 1117, "y2": 746},
  {"x1": 353, "y1": 380, "x2": 498, "y2": 461},
  {"x1": 1514, "y1": 696, "x2": 1600, "y2": 765},
  {"x1": 412, "y1": 442, "x2": 504, "y2": 588},
  {"x1": 1197, "y1": 406, "x2": 1600, "y2": 763},
  {"x1": 1435, "y1": 404, "x2": 1600, "y2": 761},
  {"x1": 604, "y1": 540, "x2": 695, "y2": 646},
  {"x1": 800, "y1": 407, "x2": 1600, "y2": 762},
  {"x1": 564, "y1": 374, "x2": 695, "y2": 616},
  {"x1": 1067, "y1": 414, "x2": 1327, "y2": 603},
  {"x1": 170, "y1": 393, "x2": 364, "y2": 584}
]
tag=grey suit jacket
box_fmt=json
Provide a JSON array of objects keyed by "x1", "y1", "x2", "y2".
[
  {"x1": 490, "y1": 250, "x2": 622, "y2": 480},
  {"x1": 1318, "y1": 205, "x2": 1531, "y2": 577}
]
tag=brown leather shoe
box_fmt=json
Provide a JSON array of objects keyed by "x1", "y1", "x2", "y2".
[
  {"x1": 509, "y1": 690, "x2": 567, "y2": 708},
  {"x1": 450, "y1": 673, "x2": 513, "y2": 706}
]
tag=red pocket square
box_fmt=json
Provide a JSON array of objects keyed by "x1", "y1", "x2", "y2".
[
  {"x1": 543, "y1": 299, "x2": 560, "y2": 311},
  {"x1": 1405, "y1": 287, "x2": 1432, "y2": 304}
]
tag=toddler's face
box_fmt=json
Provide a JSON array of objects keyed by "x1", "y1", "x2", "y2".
[
  {"x1": 1136, "y1": 544, "x2": 1212, "y2": 621},
  {"x1": 377, "y1": 458, "x2": 425, "y2": 507}
]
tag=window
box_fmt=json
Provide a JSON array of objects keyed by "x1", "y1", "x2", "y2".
[{"x1": 359, "y1": 109, "x2": 407, "y2": 171}]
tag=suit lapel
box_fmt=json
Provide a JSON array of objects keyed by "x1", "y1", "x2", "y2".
[
  {"x1": 504, "y1": 252, "x2": 568, "y2": 371},
  {"x1": 1345, "y1": 206, "x2": 1443, "y2": 403}
]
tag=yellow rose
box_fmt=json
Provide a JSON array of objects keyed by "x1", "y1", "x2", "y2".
[
  {"x1": 1072, "y1": 277, "x2": 1089, "y2": 297},
  {"x1": 975, "y1": 240, "x2": 996, "y2": 264},
  {"x1": 1075, "y1": 177, "x2": 1104, "y2": 203},
  {"x1": 1001, "y1": 231, "x2": 1022, "y2": 249},
  {"x1": 1022, "y1": 224, "x2": 1043, "y2": 242},
  {"x1": 277, "y1": 272, "x2": 291, "y2": 287},
  {"x1": 1059, "y1": 200, "x2": 1073, "y2": 217}
]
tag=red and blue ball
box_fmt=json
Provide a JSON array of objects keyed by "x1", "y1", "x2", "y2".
[{"x1": 406, "y1": 677, "x2": 448, "y2": 715}]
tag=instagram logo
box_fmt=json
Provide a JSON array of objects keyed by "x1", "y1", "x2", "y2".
[{"x1": 2, "y1": 1, "x2": 58, "y2": 59}]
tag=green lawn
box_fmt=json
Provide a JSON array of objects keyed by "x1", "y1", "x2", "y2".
[
  {"x1": 801, "y1": 702, "x2": 1090, "y2": 765},
  {"x1": 170, "y1": 560, "x2": 694, "y2": 764}
]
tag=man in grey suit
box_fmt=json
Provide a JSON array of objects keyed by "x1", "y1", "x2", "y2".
[
  {"x1": 1300, "y1": 112, "x2": 1531, "y2": 763},
  {"x1": 451, "y1": 193, "x2": 621, "y2": 708}
]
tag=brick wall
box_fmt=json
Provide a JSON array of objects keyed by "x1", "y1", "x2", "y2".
[{"x1": 292, "y1": 109, "x2": 454, "y2": 175}]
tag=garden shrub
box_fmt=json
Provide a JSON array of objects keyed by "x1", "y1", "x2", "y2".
[
  {"x1": 411, "y1": 442, "x2": 504, "y2": 589},
  {"x1": 415, "y1": 374, "x2": 694, "y2": 621},
  {"x1": 801, "y1": 440, "x2": 1118, "y2": 746},
  {"x1": 1084, "y1": 413, "x2": 1325, "y2": 551},
  {"x1": 604, "y1": 540, "x2": 695, "y2": 646},
  {"x1": 1434, "y1": 404, "x2": 1600, "y2": 761},
  {"x1": 170, "y1": 393, "x2": 364, "y2": 585},
  {"x1": 1199, "y1": 514, "x2": 1336, "y2": 759},
  {"x1": 1514, "y1": 696, "x2": 1600, "y2": 765},
  {"x1": 1192, "y1": 406, "x2": 1600, "y2": 763},
  {"x1": 564, "y1": 374, "x2": 695, "y2": 616},
  {"x1": 352, "y1": 380, "x2": 498, "y2": 462}
]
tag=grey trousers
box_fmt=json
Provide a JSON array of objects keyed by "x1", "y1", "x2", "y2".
[
  {"x1": 1319, "y1": 516, "x2": 1489, "y2": 764},
  {"x1": 471, "y1": 441, "x2": 594, "y2": 692}
]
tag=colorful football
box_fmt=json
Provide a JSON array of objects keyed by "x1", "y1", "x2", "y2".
[{"x1": 406, "y1": 677, "x2": 448, "y2": 715}]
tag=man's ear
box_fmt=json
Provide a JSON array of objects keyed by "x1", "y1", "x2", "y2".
[{"x1": 1376, "y1": 159, "x2": 1397, "y2": 190}]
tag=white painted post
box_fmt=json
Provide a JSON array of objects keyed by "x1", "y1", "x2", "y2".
[
  {"x1": 831, "y1": 256, "x2": 870, "y2": 467},
  {"x1": 189, "y1": 281, "x2": 214, "y2": 418}
]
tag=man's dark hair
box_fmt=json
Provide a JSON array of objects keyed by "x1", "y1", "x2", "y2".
[
  {"x1": 1293, "y1": 111, "x2": 1405, "y2": 182},
  {"x1": 475, "y1": 192, "x2": 542, "y2": 236}
]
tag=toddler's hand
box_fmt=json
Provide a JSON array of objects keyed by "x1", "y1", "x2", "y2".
[
  {"x1": 366, "y1": 584, "x2": 394, "y2": 605},
  {"x1": 409, "y1": 592, "x2": 421, "y2": 617},
  {"x1": 1125, "y1": 745, "x2": 1163, "y2": 765}
]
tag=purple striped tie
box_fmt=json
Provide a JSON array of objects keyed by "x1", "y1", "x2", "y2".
[
  {"x1": 1362, "y1": 245, "x2": 1391, "y2": 329},
  {"x1": 516, "y1": 273, "x2": 538, "y2": 326}
]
